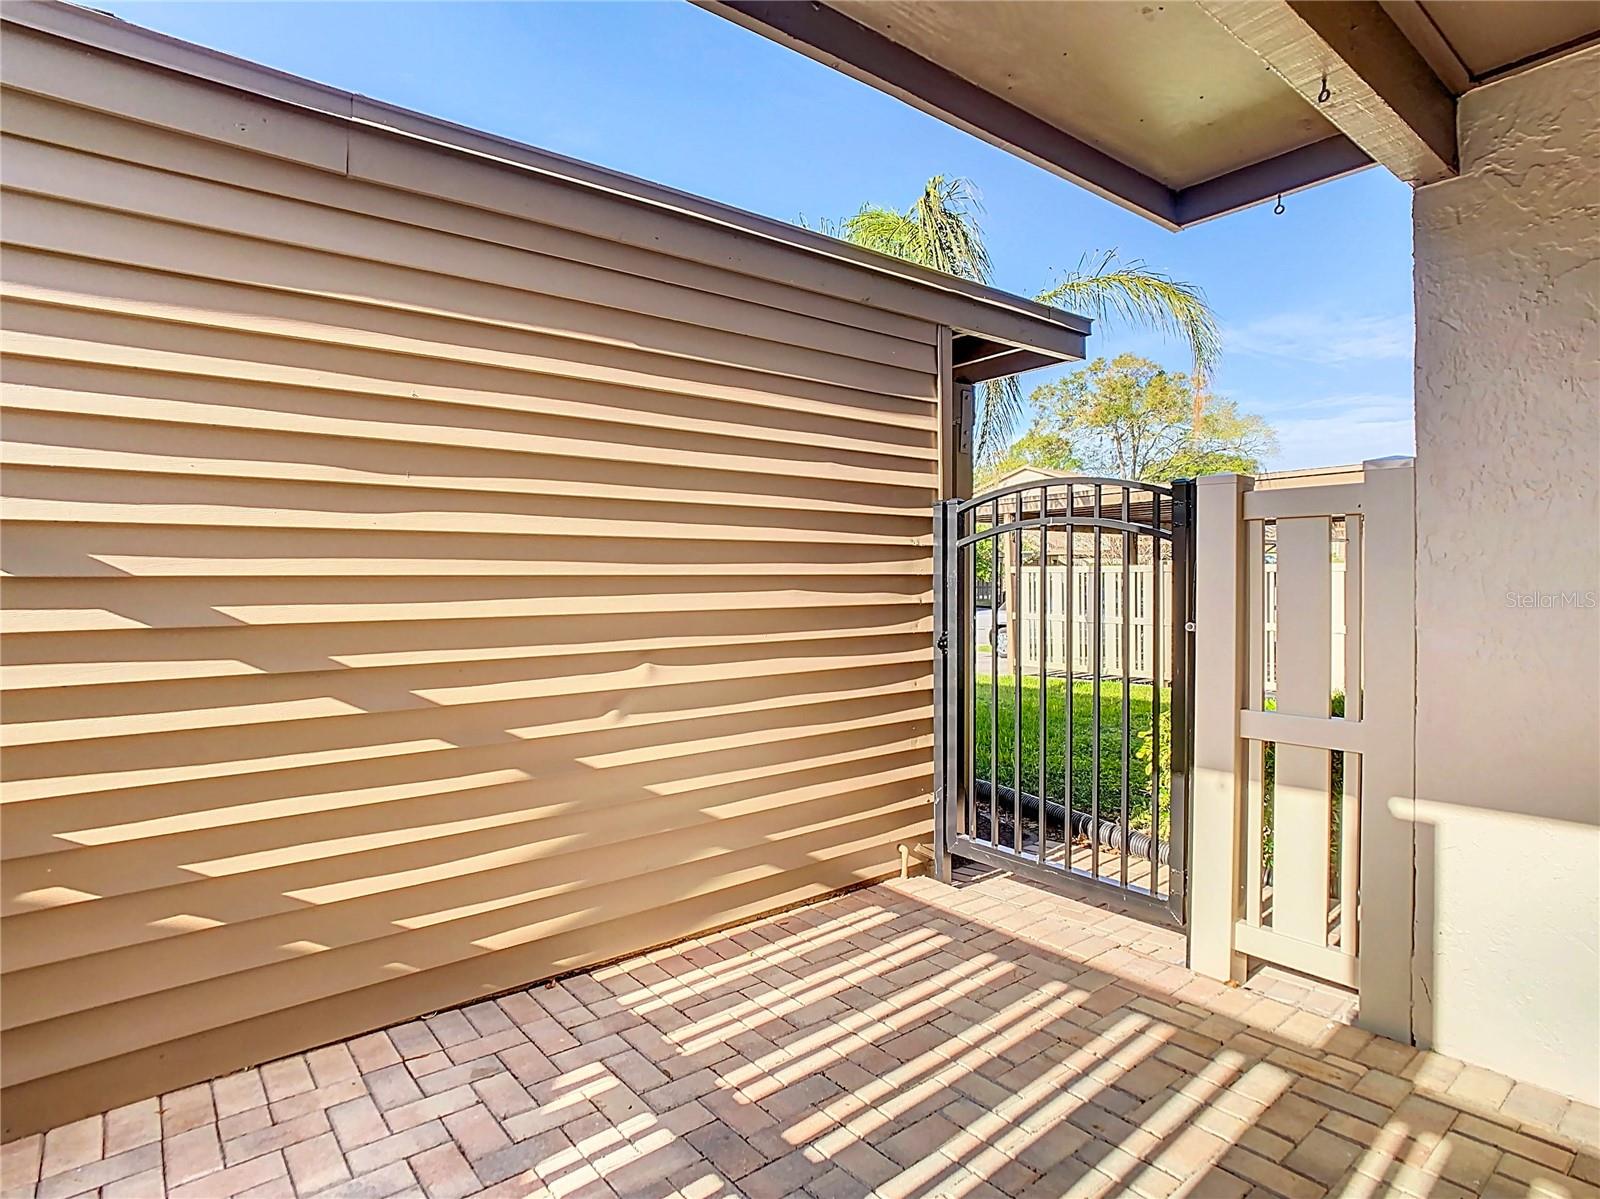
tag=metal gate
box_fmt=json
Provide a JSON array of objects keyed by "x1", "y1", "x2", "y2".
[{"x1": 933, "y1": 477, "x2": 1196, "y2": 926}]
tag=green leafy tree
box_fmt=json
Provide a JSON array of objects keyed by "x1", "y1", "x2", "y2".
[
  {"x1": 974, "y1": 427, "x2": 1079, "y2": 491},
  {"x1": 809, "y1": 178, "x2": 1220, "y2": 460},
  {"x1": 1028, "y1": 353, "x2": 1276, "y2": 482}
]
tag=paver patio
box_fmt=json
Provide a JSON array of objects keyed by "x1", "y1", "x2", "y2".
[{"x1": 4, "y1": 867, "x2": 1596, "y2": 1199}]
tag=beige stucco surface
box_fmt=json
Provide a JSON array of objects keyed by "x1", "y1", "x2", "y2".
[{"x1": 1412, "y1": 45, "x2": 1600, "y2": 1103}]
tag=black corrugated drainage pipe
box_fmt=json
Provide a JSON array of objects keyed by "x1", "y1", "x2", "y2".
[{"x1": 972, "y1": 779, "x2": 1170, "y2": 866}]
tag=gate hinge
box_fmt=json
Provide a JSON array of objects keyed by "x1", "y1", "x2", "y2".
[{"x1": 936, "y1": 632, "x2": 949, "y2": 654}]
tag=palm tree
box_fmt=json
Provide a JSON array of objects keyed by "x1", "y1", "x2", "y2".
[
  {"x1": 839, "y1": 175, "x2": 994, "y2": 282},
  {"x1": 1037, "y1": 250, "x2": 1221, "y2": 429},
  {"x1": 818, "y1": 176, "x2": 1221, "y2": 458}
]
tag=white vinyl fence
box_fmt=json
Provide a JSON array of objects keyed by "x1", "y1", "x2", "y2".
[
  {"x1": 1016, "y1": 558, "x2": 1347, "y2": 694},
  {"x1": 1014, "y1": 563, "x2": 1175, "y2": 683},
  {"x1": 1189, "y1": 461, "x2": 1416, "y2": 1020}
]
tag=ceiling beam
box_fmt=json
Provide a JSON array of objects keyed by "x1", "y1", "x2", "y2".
[
  {"x1": 1178, "y1": 134, "x2": 1372, "y2": 226},
  {"x1": 1198, "y1": 0, "x2": 1457, "y2": 184},
  {"x1": 1377, "y1": 0, "x2": 1471, "y2": 95}
]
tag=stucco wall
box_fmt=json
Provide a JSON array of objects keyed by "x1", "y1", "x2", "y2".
[{"x1": 1413, "y1": 46, "x2": 1600, "y2": 1103}]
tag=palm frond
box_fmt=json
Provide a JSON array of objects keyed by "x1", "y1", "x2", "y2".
[
  {"x1": 837, "y1": 177, "x2": 993, "y2": 285},
  {"x1": 1036, "y1": 250, "x2": 1221, "y2": 382},
  {"x1": 794, "y1": 213, "x2": 843, "y2": 238},
  {"x1": 840, "y1": 204, "x2": 920, "y2": 258},
  {"x1": 907, "y1": 176, "x2": 993, "y2": 284},
  {"x1": 975, "y1": 376, "x2": 1025, "y2": 463},
  {"x1": 826, "y1": 195, "x2": 1219, "y2": 459}
]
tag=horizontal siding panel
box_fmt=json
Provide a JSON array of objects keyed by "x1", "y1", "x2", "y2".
[
  {"x1": 0, "y1": 608, "x2": 932, "y2": 692},
  {"x1": 1, "y1": 439, "x2": 927, "y2": 523},
  {"x1": 1, "y1": 383, "x2": 934, "y2": 510},
  {"x1": 0, "y1": 337, "x2": 935, "y2": 488},
  {"x1": 4, "y1": 747, "x2": 934, "y2": 1006},
  {"x1": 0, "y1": 537, "x2": 929, "y2": 582},
  {"x1": 0, "y1": 580, "x2": 930, "y2": 637},
  {"x1": 0, "y1": 494, "x2": 926, "y2": 546},
  {"x1": 0, "y1": 36, "x2": 351, "y2": 174},
  {"x1": 5, "y1": 807, "x2": 930, "y2": 1087},
  {"x1": 4, "y1": 745, "x2": 933, "y2": 1007},
  {"x1": 0, "y1": 649, "x2": 931, "y2": 759},
  {"x1": 1, "y1": 695, "x2": 930, "y2": 864},
  {"x1": 1, "y1": 245, "x2": 936, "y2": 404},
  {"x1": 0, "y1": 639, "x2": 932, "y2": 748},
  {"x1": 0, "y1": 298, "x2": 935, "y2": 455},
  {"x1": 0, "y1": 178, "x2": 936, "y2": 377},
  {"x1": 0, "y1": 81, "x2": 941, "y2": 346},
  {"x1": 0, "y1": 26, "x2": 948, "y2": 1134}
]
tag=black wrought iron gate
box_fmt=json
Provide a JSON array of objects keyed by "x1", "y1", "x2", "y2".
[{"x1": 933, "y1": 477, "x2": 1196, "y2": 926}]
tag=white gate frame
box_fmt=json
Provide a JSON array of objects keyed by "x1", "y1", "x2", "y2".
[{"x1": 1188, "y1": 459, "x2": 1416, "y2": 1042}]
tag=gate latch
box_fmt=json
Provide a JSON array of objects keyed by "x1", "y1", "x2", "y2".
[{"x1": 936, "y1": 632, "x2": 949, "y2": 654}]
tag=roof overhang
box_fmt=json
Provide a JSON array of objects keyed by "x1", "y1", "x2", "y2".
[{"x1": 699, "y1": 0, "x2": 1600, "y2": 229}]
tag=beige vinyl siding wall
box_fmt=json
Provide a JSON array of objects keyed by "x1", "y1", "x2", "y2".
[{"x1": 0, "y1": 24, "x2": 976, "y2": 1135}]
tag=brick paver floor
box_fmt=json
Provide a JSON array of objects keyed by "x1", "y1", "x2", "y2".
[{"x1": 5, "y1": 866, "x2": 1597, "y2": 1199}]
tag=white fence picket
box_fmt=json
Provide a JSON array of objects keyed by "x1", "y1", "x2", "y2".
[
  {"x1": 1016, "y1": 557, "x2": 1346, "y2": 696},
  {"x1": 1016, "y1": 563, "x2": 1174, "y2": 681}
]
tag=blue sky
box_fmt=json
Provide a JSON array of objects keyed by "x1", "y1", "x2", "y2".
[{"x1": 112, "y1": 0, "x2": 1417, "y2": 471}]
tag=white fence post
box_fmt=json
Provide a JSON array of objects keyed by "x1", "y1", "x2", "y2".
[
  {"x1": 1189, "y1": 473, "x2": 1252, "y2": 982},
  {"x1": 1355, "y1": 457, "x2": 1417, "y2": 1042}
]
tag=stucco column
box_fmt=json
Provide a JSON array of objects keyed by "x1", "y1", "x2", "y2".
[{"x1": 1412, "y1": 45, "x2": 1600, "y2": 1103}]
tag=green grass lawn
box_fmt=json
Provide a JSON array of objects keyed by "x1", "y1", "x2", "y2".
[
  {"x1": 974, "y1": 674, "x2": 1171, "y2": 837},
  {"x1": 970, "y1": 679, "x2": 1344, "y2": 872}
]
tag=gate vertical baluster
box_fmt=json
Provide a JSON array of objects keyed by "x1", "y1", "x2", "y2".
[
  {"x1": 1151, "y1": 497, "x2": 1165, "y2": 896},
  {"x1": 1091, "y1": 485, "x2": 1103, "y2": 880},
  {"x1": 949, "y1": 500, "x2": 966, "y2": 879},
  {"x1": 1038, "y1": 488, "x2": 1049, "y2": 866},
  {"x1": 1167, "y1": 479, "x2": 1197, "y2": 928},
  {"x1": 961, "y1": 502, "x2": 973, "y2": 844},
  {"x1": 989, "y1": 499, "x2": 999, "y2": 847},
  {"x1": 1064, "y1": 491, "x2": 1075, "y2": 873},
  {"x1": 1012, "y1": 514, "x2": 1023, "y2": 855},
  {"x1": 933, "y1": 498, "x2": 949, "y2": 882},
  {"x1": 1121, "y1": 488, "x2": 1133, "y2": 890}
]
